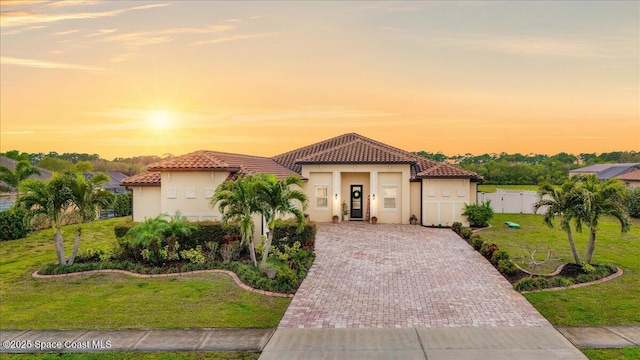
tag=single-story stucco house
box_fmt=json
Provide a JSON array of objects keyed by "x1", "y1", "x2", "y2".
[{"x1": 121, "y1": 133, "x2": 483, "y2": 228}]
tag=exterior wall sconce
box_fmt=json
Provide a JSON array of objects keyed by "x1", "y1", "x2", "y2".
[
  {"x1": 372, "y1": 193, "x2": 376, "y2": 200},
  {"x1": 334, "y1": 193, "x2": 339, "y2": 200}
]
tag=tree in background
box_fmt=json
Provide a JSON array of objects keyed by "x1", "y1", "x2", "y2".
[
  {"x1": 0, "y1": 160, "x2": 40, "y2": 192},
  {"x1": 113, "y1": 192, "x2": 133, "y2": 217}
]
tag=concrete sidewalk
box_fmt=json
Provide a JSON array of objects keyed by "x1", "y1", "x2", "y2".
[
  {"x1": 259, "y1": 327, "x2": 588, "y2": 360},
  {"x1": 557, "y1": 326, "x2": 640, "y2": 349},
  {"x1": 0, "y1": 328, "x2": 274, "y2": 353}
]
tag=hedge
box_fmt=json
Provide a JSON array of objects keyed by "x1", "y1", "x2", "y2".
[{"x1": 272, "y1": 219, "x2": 317, "y2": 251}]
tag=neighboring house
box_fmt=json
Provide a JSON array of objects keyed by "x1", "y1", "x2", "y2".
[
  {"x1": 84, "y1": 172, "x2": 129, "y2": 194},
  {"x1": 569, "y1": 163, "x2": 640, "y2": 181},
  {"x1": 121, "y1": 133, "x2": 483, "y2": 227},
  {"x1": 616, "y1": 169, "x2": 640, "y2": 188},
  {"x1": 0, "y1": 156, "x2": 52, "y2": 212}
]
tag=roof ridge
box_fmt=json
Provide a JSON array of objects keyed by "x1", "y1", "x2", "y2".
[{"x1": 272, "y1": 133, "x2": 360, "y2": 159}]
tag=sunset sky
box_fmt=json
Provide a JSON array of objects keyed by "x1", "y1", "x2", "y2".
[{"x1": 1, "y1": 1, "x2": 638, "y2": 159}]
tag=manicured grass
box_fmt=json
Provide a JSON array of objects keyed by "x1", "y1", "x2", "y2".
[
  {"x1": 0, "y1": 218, "x2": 290, "y2": 330},
  {"x1": 0, "y1": 352, "x2": 258, "y2": 360},
  {"x1": 478, "y1": 184, "x2": 540, "y2": 193},
  {"x1": 582, "y1": 347, "x2": 640, "y2": 360},
  {"x1": 479, "y1": 213, "x2": 640, "y2": 326}
]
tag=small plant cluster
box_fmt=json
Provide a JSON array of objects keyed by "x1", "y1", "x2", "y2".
[{"x1": 513, "y1": 263, "x2": 616, "y2": 292}]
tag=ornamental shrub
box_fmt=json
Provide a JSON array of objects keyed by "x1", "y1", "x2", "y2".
[
  {"x1": 491, "y1": 250, "x2": 510, "y2": 265},
  {"x1": 626, "y1": 187, "x2": 640, "y2": 218},
  {"x1": 480, "y1": 243, "x2": 499, "y2": 258},
  {"x1": 550, "y1": 277, "x2": 574, "y2": 287},
  {"x1": 513, "y1": 278, "x2": 536, "y2": 292},
  {"x1": 497, "y1": 260, "x2": 518, "y2": 276},
  {"x1": 451, "y1": 222, "x2": 463, "y2": 233},
  {"x1": 0, "y1": 207, "x2": 30, "y2": 241},
  {"x1": 462, "y1": 201, "x2": 494, "y2": 227},
  {"x1": 460, "y1": 227, "x2": 473, "y2": 240}
]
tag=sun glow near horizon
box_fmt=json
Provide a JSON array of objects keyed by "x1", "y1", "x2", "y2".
[{"x1": 149, "y1": 110, "x2": 172, "y2": 130}]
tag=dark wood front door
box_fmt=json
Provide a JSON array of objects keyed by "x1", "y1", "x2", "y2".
[{"x1": 350, "y1": 185, "x2": 363, "y2": 219}]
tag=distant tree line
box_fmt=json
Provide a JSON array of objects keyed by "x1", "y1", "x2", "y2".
[
  {"x1": 414, "y1": 151, "x2": 640, "y2": 185},
  {"x1": 1, "y1": 150, "x2": 164, "y2": 176}
]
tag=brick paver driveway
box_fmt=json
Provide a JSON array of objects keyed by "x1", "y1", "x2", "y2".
[{"x1": 279, "y1": 222, "x2": 549, "y2": 329}]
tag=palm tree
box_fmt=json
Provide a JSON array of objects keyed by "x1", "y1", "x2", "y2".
[
  {"x1": 534, "y1": 179, "x2": 583, "y2": 265},
  {"x1": 163, "y1": 211, "x2": 197, "y2": 258},
  {"x1": 127, "y1": 215, "x2": 170, "y2": 264},
  {"x1": 211, "y1": 176, "x2": 264, "y2": 266},
  {"x1": 16, "y1": 176, "x2": 73, "y2": 265},
  {"x1": 256, "y1": 174, "x2": 308, "y2": 265},
  {"x1": 66, "y1": 173, "x2": 115, "y2": 264},
  {"x1": 574, "y1": 175, "x2": 630, "y2": 264},
  {"x1": 0, "y1": 160, "x2": 40, "y2": 192}
]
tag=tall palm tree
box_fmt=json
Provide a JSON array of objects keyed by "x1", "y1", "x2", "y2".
[
  {"x1": 0, "y1": 160, "x2": 40, "y2": 192},
  {"x1": 574, "y1": 175, "x2": 630, "y2": 264},
  {"x1": 66, "y1": 173, "x2": 114, "y2": 264},
  {"x1": 534, "y1": 179, "x2": 583, "y2": 265},
  {"x1": 16, "y1": 176, "x2": 73, "y2": 265},
  {"x1": 211, "y1": 176, "x2": 264, "y2": 266},
  {"x1": 256, "y1": 174, "x2": 308, "y2": 265}
]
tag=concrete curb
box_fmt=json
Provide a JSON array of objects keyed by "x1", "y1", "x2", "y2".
[{"x1": 32, "y1": 269, "x2": 294, "y2": 298}]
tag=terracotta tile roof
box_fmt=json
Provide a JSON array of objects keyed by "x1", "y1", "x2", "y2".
[
  {"x1": 147, "y1": 151, "x2": 239, "y2": 171},
  {"x1": 272, "y1": 133, "x2": 482, "y2": 181},
  {"x1": 617, "y1": 169, "x2": 640, "y2": 181},
  {"x1": 121, "y1": 172, "x2": 161, "y2": 186},
  {"x1": 416, "y1": 160, "x2": 483, "y2": 180},
  {"x1": 296, "y1": 139, "x2": 416, "y2": 164},
  {"x1": 143, "y1": 151, "x2": 298, "y2": 181}
]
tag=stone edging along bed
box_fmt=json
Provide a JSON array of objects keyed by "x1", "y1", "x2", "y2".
[
  {"x1": 465, "y1": 226, "x2": 625, "y2": 293},
  {"x1": 520, "y1": 266, "x2": 623, "y2": 294},
  {"x1": 32, "y1": 269, "x2": 294, "y2": 298}
]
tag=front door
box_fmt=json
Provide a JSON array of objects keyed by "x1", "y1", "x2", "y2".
[{"x1": 350, "y1": 185, "x2": 363, "y2": 219}]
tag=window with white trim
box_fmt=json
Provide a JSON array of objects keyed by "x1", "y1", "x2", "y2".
[
  {"x1": 315, "y1": 186, "x2": 328, "y2": 209},
  {"x1": 382, "y1": 186, "x2": 397, "y2": 210}
]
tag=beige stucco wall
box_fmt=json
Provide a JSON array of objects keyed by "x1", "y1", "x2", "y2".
[
  {"x1": 131, "y1": 186, "x2": 161, "y2": 222},
  {"x1": 410, "y1": 181, "x2": 421, "y2": 222},
  {"x1": 160, "y1": 170, "x2": 230, "y2": 221},
  {"x1": 300, "y1": 164, "x2": 412, "y2": 224},
  {"x1": 422, "y1": 178, "x2": 477, "y2": 227},
  {"x1": 304, "y1": 172, "x2": 333, "y2": 223}
]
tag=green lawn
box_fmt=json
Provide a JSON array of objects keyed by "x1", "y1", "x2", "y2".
[
  {"x1": 0, "y1": 218, "x2": 290, "y2": 330},
  {"x1": 480, "y1": 213, "x2": 640, "y2": 326},
  {"x1": 582, "y1": 348, "x2": 640, "y2": 360},
  {"x1": 0, "y1": 352, "x2": 258, "y2": 360},
  {"x1": 478, "y1": 184, "x2": 540, "y2": 193}
]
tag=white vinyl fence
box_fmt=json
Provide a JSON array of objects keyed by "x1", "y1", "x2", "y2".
[{"x1": 477, "y1": 190, "x2": 548, "y2": 214}]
